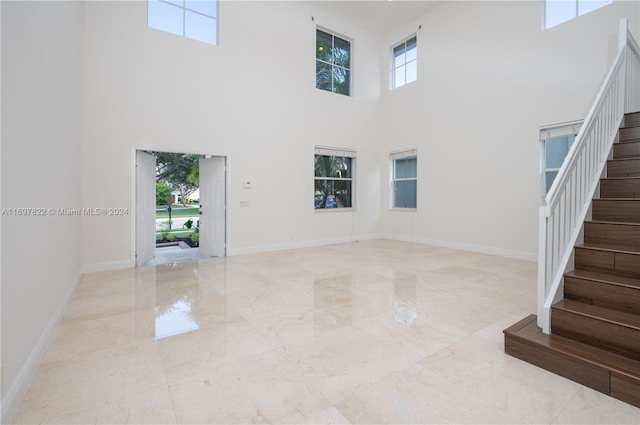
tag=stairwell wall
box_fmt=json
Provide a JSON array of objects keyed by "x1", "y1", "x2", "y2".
[{"x1": 378, "y1": 0, "x2": 639, "y2": 260}]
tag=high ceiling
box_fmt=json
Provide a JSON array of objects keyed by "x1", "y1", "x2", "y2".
[{"x1": 309, "y1": 0, "x2": 442, "y2": 35}]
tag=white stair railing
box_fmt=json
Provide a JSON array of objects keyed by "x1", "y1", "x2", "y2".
[{"x1": 538, "y1": 18, "x2": 640, "y2": 334}]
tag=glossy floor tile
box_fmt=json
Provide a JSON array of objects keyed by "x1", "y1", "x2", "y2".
[{"x1": 12, "y1": 240, "x2": 640, "y2": 424}]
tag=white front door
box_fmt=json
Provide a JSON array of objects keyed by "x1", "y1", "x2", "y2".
[
  {"x1": 199, "y1": 157, "x2": 226, "y2": 257},
  {"x1": 136, "y1": 151, "x2": 156, "y2": 266}
]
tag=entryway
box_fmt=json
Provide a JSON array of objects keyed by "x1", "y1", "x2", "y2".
[{"x1": 135, "y1": 150, "x2": 227, "y2": 266}]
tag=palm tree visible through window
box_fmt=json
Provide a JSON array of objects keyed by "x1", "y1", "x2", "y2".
[
  {"x1": 314, "y1": 154, "x2": 353, "y2": 209},
  {"x1": 316, "y1": 29, "x2": 351, "y2": 96}
]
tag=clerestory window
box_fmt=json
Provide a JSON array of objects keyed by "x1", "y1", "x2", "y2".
[
  {"x1": 544, "y1": 0, "x2": 612, "y2": 29},
  {"x1": 148, "y1": 0, "x2": 218, "y2": 46},
  {"x1": 391, "y1": 35, "x2": 417, "y2": 89}
]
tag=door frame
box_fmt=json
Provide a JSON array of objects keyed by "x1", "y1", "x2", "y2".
[{"x1": 130, "y1": 147, "x2": 230, "y2": 266}]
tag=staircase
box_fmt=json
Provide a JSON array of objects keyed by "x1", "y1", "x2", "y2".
[{"x1": 504, "y1": 111, "x2": 640, "y2": 408}]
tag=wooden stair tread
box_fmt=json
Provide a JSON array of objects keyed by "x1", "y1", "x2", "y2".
[
  {"x1": 565, "y1": 269, "x2": 640, "y2": 290},
  {"x1": 504, "y1": 111, "x2": 640, "y2": 409},
  {"x1": 553, "y1": 299, "x2": 640, "y2": 330},
  {"x1": 504, "y1": 315, "x2": 640, "y2": 381},
  {"x1": 577, "y1": 242, "x2": 640, "y2": 254},
  {"x1": 593, "y1": 198, "x2": 640, "y2": 201},
  {"x1": 586, "y1": 219, "x2": 640, "y2": 226}
]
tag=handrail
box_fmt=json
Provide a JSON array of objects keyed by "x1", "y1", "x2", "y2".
[{"x1": 537, "y1": 18, "x2": 640, "y2": 333}]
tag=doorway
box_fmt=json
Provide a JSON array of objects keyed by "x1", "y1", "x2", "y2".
[{"x1": 134, "y1": 150, "x2": 227, "y2": 266}]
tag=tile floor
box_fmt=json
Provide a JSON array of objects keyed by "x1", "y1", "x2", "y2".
[
  {"x1": 12, "y1": 239, "x2": 640, "y2": 424},
  {"x1": 147, "y1": 246, "x2": 212, "y2": 266}
]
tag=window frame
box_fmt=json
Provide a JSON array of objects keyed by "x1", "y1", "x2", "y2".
[
  {"x1": 390, "y1": 34, "x2": 417, "y2": 90},
  {"x1": 314, "y1": 147, "x2": 356, "y2": 211},
  {"x1": 390, "y1": 149, "x2": 417, "y2": 210},
  {"x1": 543, "y1": 0, "x2": 612, "y2": 30},
  {"x1": 316, "y1": 27, "x2": 353, "y2": 96},
  {"x1": 148, "y1": 0, "x2": 218, "y2": 46}
]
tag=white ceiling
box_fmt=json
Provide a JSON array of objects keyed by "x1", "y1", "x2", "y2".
[{"x1": 309, "y1": 0, "x2": 442, "y2": 35}]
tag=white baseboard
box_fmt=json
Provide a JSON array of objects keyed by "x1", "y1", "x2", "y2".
[
  {"x1": 227, "y1": 233, "x2": 382, "y2": 256},
  {"x1": 82, "y1": 259, "x2": 133, "y2": 274},
  {"x1": 1, "y1": 270, "x2": 82, "y2": 424},
  {"x1": 227, "y1": 233, "x2": 536, "y2": 261},
  {"x1": 382, "y1": 233, "x2": 537, "y2": 262}
]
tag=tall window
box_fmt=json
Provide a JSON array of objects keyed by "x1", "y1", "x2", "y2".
[
  {"x1": 391, "y1": 150, "x2": 417, "y2": 209},
  {"x1": 391, "y1": 35, "x2": 417, "y2": 89},
  {"x1": 544, "y1": 0, "x2": 612, "y2": 29},
  {"x1": 314, "y1": 147, "x2": 355, "y2": 209},
  {"x1": 148, "y1": 0, "x2": 218, "y2": 46},
  {"x1": 316, "y1": 29, "x2": 352, "y2": 96}
]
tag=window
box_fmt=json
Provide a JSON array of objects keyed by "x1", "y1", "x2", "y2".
[
  {"x1": 544, "y1": 0, "x2": 612, "y2": 29},
  {"x1": 391, "y1": 36, "x2": 417, "y2": 89},
  {"x1": 544, "y1": 134, "x2": 576, "y2": 193},
  {"x1": 391, "y1": 150, "x2": 417, "y2": 209},
  {"x1": 148, "y1": 0, "x2": 218, "y2": 46},
  {"x1": 314, "y1": 147, "x2": 355, "y2": 209},
  {"x1": 316, "y1": 29, "x2": 352, "y2": 96}
]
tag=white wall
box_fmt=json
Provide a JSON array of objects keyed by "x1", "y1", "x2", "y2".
[
  {"x1": 1, "y1": 1, "x2": 84, "y2": 421},
  {"x1": 378, "y1": 0, "x2": 639, "y2": 259},
  {"x1": 81, "y1": 0, "x2": 384, "y2": 268},
  {"x1": 2, "y1": 0, "x2": 638, "y2": 419}
]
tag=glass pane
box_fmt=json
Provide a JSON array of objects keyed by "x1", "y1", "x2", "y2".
[
  {"x1": 166, "y1": 0, "x2": 183, "y2": 6},
  {"x1": 394, "y1": 180, "x2": 417, "y2": 208},
  {"x1": 545, "y1": 0, "x2": 576, "y2": 29},
  {"x1": 334, "y1": 36, "x2": 350, "y2": 68},
  {"x1": 405, "y1": 157, "x2": 417, "y2": 178},
  {"x1": 314, "y1": 179, "x2": 352, "y2": 208},
  {"x1": 578, "y1": 0, "x2": 611, "y2": 16},
  {"x1": 334, "y1": 180, "x2": 352, "y2": 208},
  {"x1": 395, "y1": 157, "x2": 417, "y2": 179},
  {"x1": 316, "y1": 30, "x2": 333, "y2": 62},
  {"x1": 393, "y1": 43, "x2": 405, "y2": 57},
  {"x1": 185, "y1": 11, "x2": 216, "y2": 45},
  {"x1": 148, "y1": 0, "x2": 184, "y2": 36},
  {"x1": 315, "y1": 156, "x2": 352, "y2": 179},
  {"x1": 395, "y1": 158, "x2": 407, "y2": 179},
  {"x1": 394, "y1": 52, "x2": 405, "y2": 70},
  {"x1": 394, "y1": 66, "x2": 405, "y2": 88},
  {"x1": 316, "y1": 61, "x2": 332, "y2": 92},
  {"x1": 185, "y1": 0, "x2": 216, "y2": 17},
  {"x1": 546, "y1": 136, "x2": 571, "y2": 169},
  {"x1": 333, "y1": 67, "x2": 350, "y2": 95},
  {"x1": 546, "y1": 171, "x2": 559, "y2": 193},
  {"x1": 341, "y1": 157, "x2": 352, "y2": 178},
  {"x1": 393, "y1": 44, "x2": 406, "y2": 69},
  {"x1": 406, "y1": 37, "x2": 417, "y2": 62},
  {"x1": 406, "y1": 60, "x2": 417, "y2": 84}
]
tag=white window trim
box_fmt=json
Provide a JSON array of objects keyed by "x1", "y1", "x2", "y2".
[
  {"x1": 314, "y1": 146, "x2": 356, "y2": 212},
  {"x1": 390, "y1": 149, "x2": 417, "y2": 210}
]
